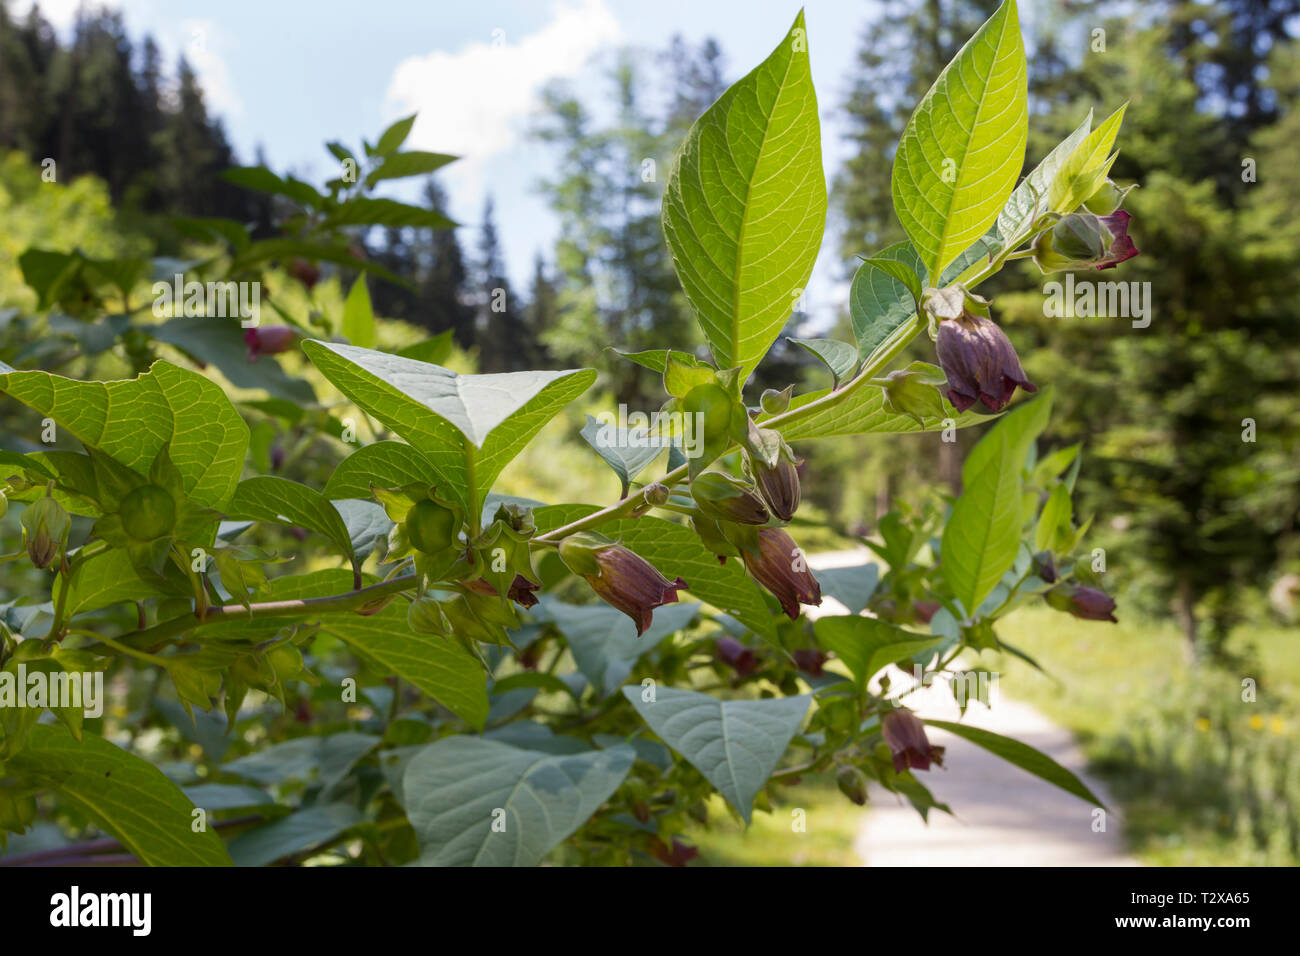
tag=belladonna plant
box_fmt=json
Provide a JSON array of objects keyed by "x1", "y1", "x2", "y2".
[{"x1": 0, "y1": 0, "x2": 1130, "y2": 867}]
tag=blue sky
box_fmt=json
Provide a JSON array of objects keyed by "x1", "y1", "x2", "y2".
[{"x1": 16, "y1": 0, "x2": 963, "y2": 325}]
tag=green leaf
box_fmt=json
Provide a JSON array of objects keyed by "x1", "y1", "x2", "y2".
[
  {"x1": 403, "y1": 737, "x2": 634, "y2": 866},
  {"x1": 222, "y1": 166, "x2": 322, "y2": 208},
  {"x1": 227, "y1": 476, "x2": 358, "y2": 572},
  {"x1": 1034, "y1": 483, "x2": 1074, "y2": 553},
  {"x1": 812, "y1": 561, "x2": 879, "y2": 615},
  {"x1": 849, "y1": 247, "x2": 939, "y2": 365},
  {"x1": 996, "y1": 110, "x2": 1093, "y2": 245},
  {"x1": 221, "y1": 732, "x2": 380, "y2": 793},
  {"x1": 535, "y1": 598, "x2": 700, "y2": 697},
  {"x1": 56, "y1": 550, "x2": 176, "y2": 617},
  {"x1": 10, "y1": 724, "x2": 232, "y2": 866},
  {"x1": 813, "y1": 616, "x2": 945, "y2": 690},
  {"x1": 321, "y1": 605, "x2": 489, "y2": 730},
  {"x1": 788, "y1": 337, "x2": 859, "y2": 388},
  {"x1": 890, "y1": 0, "x2": 1027, "y2": 280},
  {"x1": 322, "y1": 441, "x2": 439, "y2": 500},
  {"x1": 323, "y1": 198, "x2": 456, "y2": 231},
  {"x1": 621, "y1": 686, "x2": 809, "y2": 823},
  {"x1": 769, "y1": 378, "x2": 993, "y2": 441},
  {"x1": 376, "y1": 114, "x2": 417, "y2": 154},
  {"x1": 925, "y1": 719, "x2": 1106, "y2": 807},
  {"x1": 152, "y1": 317, "x2": 316, "y2": 404},
  {"x1": 365, "y1": 151, "x2": 457, "y2": 187},
  {"x1": 579, "y1": 414, "x2": 665, "y2": 497},
  {"x1": 227, "y1": 804, "x2": 362, "y2": 867},
  {"x1": 610, "y1": 347, "x2": 707, "y2": 375},
  {"x1": 341, "y1": 276, "x2": 375, "y2": 349},
  {"x1": 942, "y1": 389, "x2": 1053, "y2": 614},
  {"x1": 1048, "y1": 104, "x2": 1126, "y2": 213},
  {"x1": 303, "y1": 341, "x2": 595, "y2": 512},
  {"x1": 0, "y1": 449, "x2": 55, "y2": 481},
  {"x1": 0, "y1": 361, "x2": 249, "y2": 508},
  {"x1": 535, "y1": 508, "x2": 777, "y2": 639},
  {"x1": 332, "y1": 498, "x2": 392, "y2": 561},
  {"x1": 181, "y1": 783, "x2": 273, "y2": 812},
  {"x1": 661, "y1": 10, "x2": 827, "y2": 384}
]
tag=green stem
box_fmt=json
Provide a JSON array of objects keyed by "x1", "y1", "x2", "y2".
[{"x1": 114, "y1": 572, "x2": 418, "y2": 653}]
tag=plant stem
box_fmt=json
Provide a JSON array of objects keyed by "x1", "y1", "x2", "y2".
[{"x1": 114, "y1": 572, "x2": 418, "y2": 653}]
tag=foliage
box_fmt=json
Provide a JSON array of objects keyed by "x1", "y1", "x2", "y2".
[{"x1": 0, "y1": 1, "x2": 1132, "y2": 866}]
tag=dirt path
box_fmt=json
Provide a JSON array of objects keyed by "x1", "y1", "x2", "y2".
[{"x1": 809, "y1": 550, "x2": 1138, "y2": 867}]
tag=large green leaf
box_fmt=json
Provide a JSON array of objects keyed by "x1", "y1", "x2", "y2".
[
  {"x1": 812, "y1": 562, "x2": 879, "y2": 615},
  {"x1": 890, "y1": 0, "x2": 1027, "y2": 280},
  {"x1": 813, "y1": 615, "x2": 945, "y2": 690},
  {"x1": 768, "y1": 377, "x2": 993, "y2": 441},
  {"x1": 787, "y1": 337, "x2": 859, "y2": 388},
  {"x1": 941, "y1": 389, "x2": 1052, "y2": 614},
  {"x1": 322, "y1": 440, "x2": 439, "y2": 500},
  {"x1": 227, "y1": 476, "x2": 358, "y2": 572},
  {"x1": 10, "y1": 724, "x2": 233, "y2": 866},
  {"x1": 621, "y1": 686, "x2": 809, "y2": 822},
  {"x1": 302, "y1": 341, "x2": 595, "y2": 512},
  {"x1": 534, "y1": 508, "x2": 777, "y2": 639},
  {"x1": 534, "y1": 598, "x2": 700, "y2": 697},
  {"x1": 365, "y1": 151, "x2": 457, "y2": 188},
  {"x1": 0, "y1": 361, "x2": 248, "y2": 508},
  {"x1": 926, "y1": 719, "x2": 1105, "y2": 806},
  {"x1": 403, "y1": 737, "x2": 634, "y2": 866},
  {"x1": 661, "y1": 10, "x2": 827, "y2": 384}
]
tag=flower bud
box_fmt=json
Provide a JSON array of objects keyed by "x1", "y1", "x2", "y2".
[
  {"x1": 935, "y1": 311, "x2": 1037, "y2": 413},
  {"x1": 649, "y1": 837, "x2": 699, "y2": 867},
  {"x1": 559, "y1": 533, "x2": 688, "y2": 635},
  {"x1": 746, "y1": 446, "x2": 802, "y2": 522},
  {"x1": 119, "y1": 484, "x2": 177, "y2": 541},
  {"x1": 792, "y1": 648, "x2": 827, "y2": 677},
  {"x1": 1032, "y1": 211, "x2": 1139, "y2": 273},
  {"x1": 715, "y1": 636, "x2": 757, "y2": 677},
  {"x1": 404, "y1": 499, "x2": 459, "y2": 555},
  {"x1": 1045, "y1": 582, "x2": 1117, "y2": 622},
  {"x1": 288, "y1": 258, "x2": 321, "y2": 289},
  {"x1": 407, "y1": 597, "x2": 449, "y2": 635},
  {"x1": 742, "y1": 527, "x2": 822, "y2": 620},
  {"x1": 870, "y1": 361, "x2": 949, "y2": 426},
  {"x1": 881, "y1": 709, "x2": 944, "y2": 772},
  {"x1": 760, "y1": 386, "x2": 792, "y2": 416},
  {"x1": 244, "y1": 325, "x2": 297, "y2": 361},
  {"x1": 1031, "y1": 550, "x2": 1058, "y2": 584},
  {"x1": 911, "y1": 600, "x2": 941, "y2": 624},
  {"x1": 642, "y1": 481, "x2": 670, "y2": 507},
  {"x1": 836, "y1": 765, "x2": 869, "y2": 806},
  {"x1": 21, "y1": 495, "x2": 70, "y2": 570},
  {"x1": 1081, "y1": 179, "x2": 1135, "y2": 216},
  {"x1": 691, "y1": 471, "x2": 769, "y2": 525}
]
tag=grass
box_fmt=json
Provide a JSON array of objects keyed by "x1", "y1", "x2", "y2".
[
  {"x1": 988, "y1": 606, "x2": 1300, "y2": 866},
  {"x1": 685, "y1": 773, "x2": 864, "y2": 866}
]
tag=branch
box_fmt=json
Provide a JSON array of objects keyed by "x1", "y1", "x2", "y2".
[{"x1": 114, "y1": 572, "x2": 418, "y2": 653}]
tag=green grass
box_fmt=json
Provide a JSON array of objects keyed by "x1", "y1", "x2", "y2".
[
  {"x1": 686, "y1": 774, "x2": 863, "y2": 866},
  {"x1": 988, "y1": 606, "x2": 1300, "y2": 866}
]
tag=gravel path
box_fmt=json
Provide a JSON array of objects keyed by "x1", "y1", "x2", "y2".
[{"x1": 808, "y1": 550, "x2": 1138, "y2": 867}]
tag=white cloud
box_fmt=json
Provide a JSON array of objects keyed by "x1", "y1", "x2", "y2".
[
  {"x1": 178, "y1": 18, "x2": 243, "y2": 119},
  {"x1": 384, "y1": 0, "x2": 621, "y2": 165}
]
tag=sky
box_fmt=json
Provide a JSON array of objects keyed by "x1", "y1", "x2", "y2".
[{"x1": 14, "y1": 0, "x2": 949, "y2": 326}]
